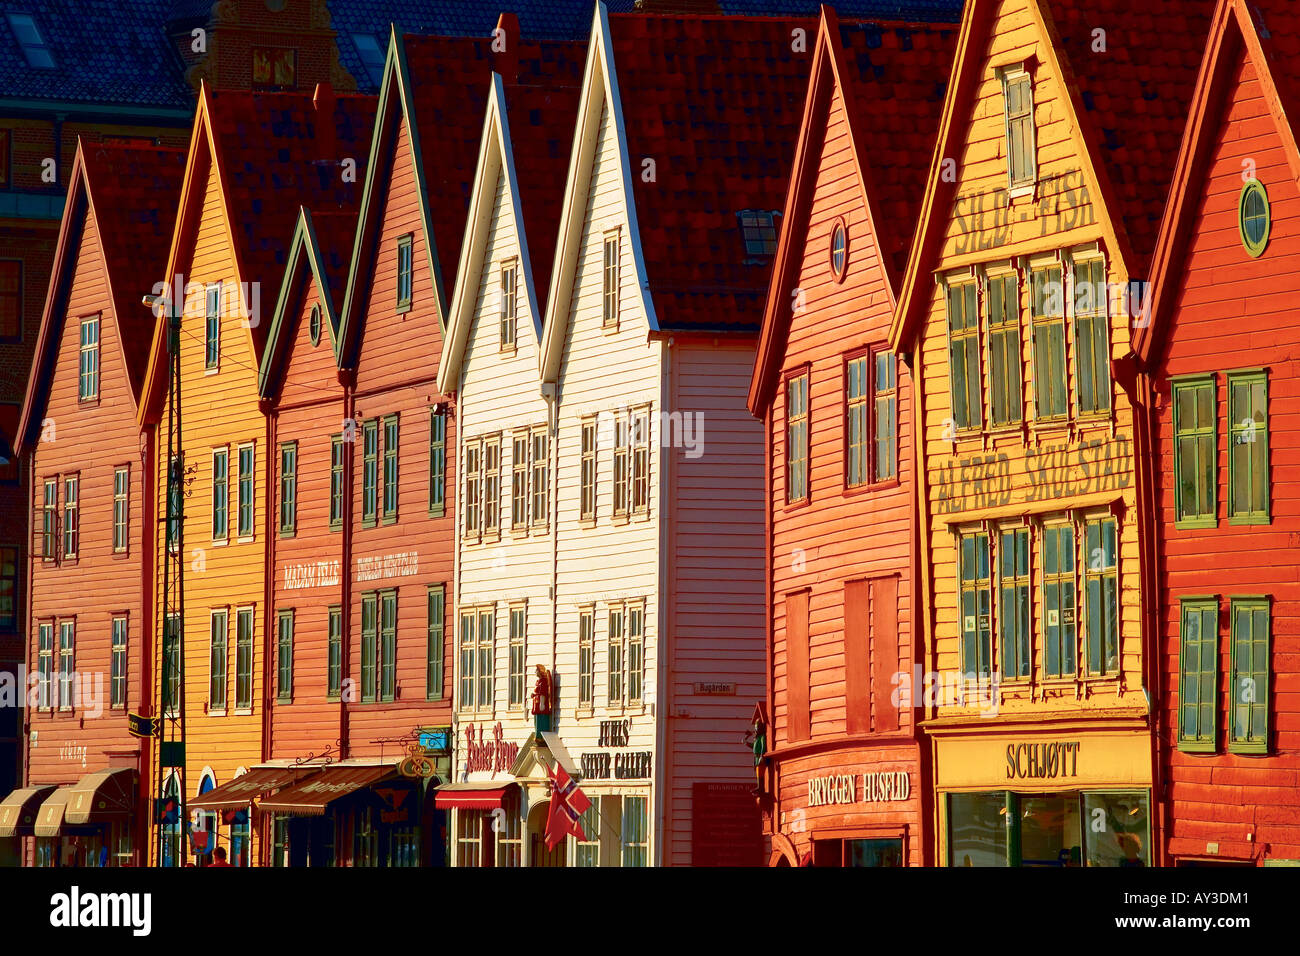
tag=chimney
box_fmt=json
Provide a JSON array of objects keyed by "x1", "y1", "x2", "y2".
[
  {"x1": 493, "y1": 12, "x2": 520, "y2": 83},
  {"x1": 314, "y1": 81, "x2": 337, "y2": 160}
]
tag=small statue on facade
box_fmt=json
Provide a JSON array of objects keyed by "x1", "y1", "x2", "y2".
[{"x1": 531, "y1": 665, "x2": 553, "y2": 733}]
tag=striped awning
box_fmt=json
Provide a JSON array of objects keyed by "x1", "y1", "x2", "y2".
[
  {"x1": 34, "y1": 787, "x2": 73, "y2": 838},
  {"x1": 433, "y1": 782, "x2": 518, "y2": 810},
  {"x1": 258, "y1": 764, "x2": 396, "y2": 817},
  {"x1": 65, "y1": 768, "x2": 136, "y2": 824},
  {"x1": 0, "y1": 785, "x2": 56, "y2": 837},
  {"x1": 190, "y1": 766, "x2": 319, "y2": 811}
]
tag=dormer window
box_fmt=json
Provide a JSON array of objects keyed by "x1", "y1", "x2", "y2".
[
  {"x1": 6, "y1": 14, "x2": 55, "y2": 69},
  {"x1": 1002, "y1": 67, "x2": 1036, "y2": 191},
  {"x1": 739, "y1": 210, "x2": 778, "y2": 258},
  {"x1": 352, "y1": 33, "x2": 386, "y2": 87}
]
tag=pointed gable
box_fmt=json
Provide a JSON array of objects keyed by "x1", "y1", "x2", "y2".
[
  {"x1": 438, "y1": 38, "x2": 586, "y2": 393},
  {"x1": 17, "y1": 141, "x2": 185, "y2": 454},
  {"x1": 138, "y1": 84, "x2": 375, "y2": 425},
  {"x1": 335, "y1": 31, "x2": 496, "y2": 369},
  {"x1": 1137, "y1": 0, "x2": 1300, "y2": 364},
  {"x1": 750, "y1": 13, "x2": 957, "y2": 412},
  {"x1": 892, "y1": 0, "x2": 1215, "y2": 352}
]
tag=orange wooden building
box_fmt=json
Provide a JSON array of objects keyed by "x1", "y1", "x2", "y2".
[
  {"x1": 4, "y1": 141, "x2": 184, "y2": 866},
  {"x1": 748, "y1": 12, "x2": 956, "y2": 867},
  {"x1": 1134, "y1": 0, "x2": 1300, "y2": 866},
  {"x1": 135, "y1": 83, "x2": 372, "y2": 866}
]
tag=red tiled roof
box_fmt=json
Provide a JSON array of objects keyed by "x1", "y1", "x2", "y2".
[
  {"x1": 1249, "y1": 0, "x2": 1300, "y2": 118},
  {"x1": 1041, "y1": 0, "x2": 1216, "y2": 275},
  {"x1": 306, "y1": 208, "x2": 363, "y2": 326},
  {"x1": 502, "y1": 41, "x2": 586, "y2": 319},
  {"x1": 205, "y1": 87, "x2": 376, "y2": 357},
  {"x1": 82, "y1": 142, "x2": 187, "y2": 396},
  {"x1": 608, "y1": 13, "x2": 820, "y2": 333},
  {"x1": 836, "y1": 21, "x2": 958, "y2": 283},
  {"x1": 403, "y1": 34, "x2": 499, "y2": 304}
]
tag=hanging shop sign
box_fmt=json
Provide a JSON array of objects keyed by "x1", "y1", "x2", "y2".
[
  {"x1": 1005, "y1": 741, "x2": 1081, "y2": 780},
  {"x1": 464, "y1": 722, "x2": 521, "y2": 775},
  {"x1": 807, "y1": 771, "x2": 911, "y2": 807},
  {"x1": 127, "y1": 713, "x2": 157, "y2": 739}
]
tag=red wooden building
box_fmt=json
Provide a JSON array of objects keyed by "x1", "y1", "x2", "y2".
[
  {"x1": 1134, "y1": 0, "x2": 1300, "y2": 866},
  {"x1": 2, "y1": 141, "x2": 184, "y2": 866},
  {"x1": 747, "y1": 12, "x2": 956, "y2": 866}
]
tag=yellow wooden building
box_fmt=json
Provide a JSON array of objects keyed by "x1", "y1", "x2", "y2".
[
  {"x1": 890, "y1": 0, "x2": 1213, "y2": 866},
  {"x1": 136, "y1": 85, "x2": 370, "y2": 865}
]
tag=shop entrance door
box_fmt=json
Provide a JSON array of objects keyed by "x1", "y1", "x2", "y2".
[{"x1": 527, "y1": 802, "x2": 566, "y2": 867}]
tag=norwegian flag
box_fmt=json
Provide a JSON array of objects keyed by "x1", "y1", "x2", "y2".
[{"x1": 544, "y1": 763, "x2": 592, "y2": 849}]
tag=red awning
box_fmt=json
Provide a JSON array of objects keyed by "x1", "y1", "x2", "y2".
[
  {"x1": 433, "y1": 782, "x2": 518, "y2": 810},
  {"x1": 190, "y1": 766, "x2": 322, "y2": 811},
  {"x1": 258, "y1": 764, "x2": 396, "y2": 817}
]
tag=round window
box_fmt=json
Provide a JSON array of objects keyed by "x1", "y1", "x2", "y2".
[
  {"x1": 309, "y1": 304, "x2": 321, "y2": 345},
  {"x1": 1239, "y1": 179, "x2": 1270, "y2": 257},
  {"x1": 830, "y1": 219, "x2": 848, "y2": 280}
]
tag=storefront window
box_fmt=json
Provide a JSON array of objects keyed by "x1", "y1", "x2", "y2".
[
  {"x1": 1083, "y1": 792, "x2": 1149, "y2": 867},
  {"x1": 495, "y1": 799, "x2": 522, "y2": 867},
  {"x1": 271, "y1": 815, "x2": 290, "y2": 867},
  {"x1": 621, "y1": 796, "x2": 648, "y2": 867},
  {"x1": 457, "y1": 809, "x2": 484, "y2": 867},
  {"x1": 35, "y1": 838, "x2": 55, "y2": 868},
  {"x1": 574, "y1": 799, "x2": 601, "y2": 867},
  {"x1": 1020, "y1": 794, "x2": 1081, "y2": 866},
  {"x1": 846, "y1": 839, "x2": 904, "y2": 867},
  {"x1": 949, "y1": 790, "x2": 1149, "y2": 867},
  {"x1": 354, "y1": 807, "x2": 379, "y2": 867},
  {"x1": 160, "y1": 774, "x2": 182, "y2": 867},
  {"x1": 389, "y1": 826, "x2": 419, "y2": 867},
  {"x1": 948, "y1": 792, "x2": 1008, "y2": 867},
  {"x1": 229, "y1": 811, "x2": 249, "y2": 866}
]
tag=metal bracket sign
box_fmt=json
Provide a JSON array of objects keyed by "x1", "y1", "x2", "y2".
[{"x1": 127, "y1": 713, "x2": 157, "y2": 739}]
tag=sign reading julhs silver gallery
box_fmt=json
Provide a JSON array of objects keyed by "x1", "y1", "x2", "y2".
[{"x1": 807, "y1": 771, "x2": 911, "y2": 807}]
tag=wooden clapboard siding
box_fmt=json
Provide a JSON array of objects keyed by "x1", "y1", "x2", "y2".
[
  {"x1": 770, "y1": 85, "x2": 916, "y2": 748},
  {"x1": 151, "y1": 154, "x2": 267, "y2": 828},
  {"x1": 268, "y1": 275, "x2": 345, "y2": 759},
  {"x1": 27, "y1": 192, "x2": 148, "y2": 786},
  {"x1": 550, "y1": 95, "x2": 662, "y2": 843},
  {"x1": 665, "y1": 339, "x2": 766, "y2": 866},
  {"x1": 456, "y1": 161, "x2": 552, "y2": 734},
  {"x1": 345, "y1": 111, "x2": 454, "y2": 754},
  {"x1": 1153, "y1": 47, "x2": 1300, "y2": 863},
  {"x1": 914, "y1": 0, "x2": 1144, "y2": 727},
  {"x1": 760, "y1": 72, "x2": 923, "y2": 865}
]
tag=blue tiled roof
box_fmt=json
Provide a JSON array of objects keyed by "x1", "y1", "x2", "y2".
[{"x1": 0, "y1": 0, "x2": 192, "y2": 110}]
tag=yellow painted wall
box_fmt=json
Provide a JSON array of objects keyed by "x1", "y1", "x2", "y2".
[
  {"x1": 916, "y1": 0, "x2": 1145, "y2": 729},
  {"x1": 148, "y1": 154, "x2": 266, "y2": 864}
]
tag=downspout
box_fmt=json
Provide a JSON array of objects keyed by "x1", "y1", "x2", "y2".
[
  {"x1": 1132, "y1": 365, "x2": 1167, "y2": 865},
  {"x1": 22, "y1": 439, "x2": 35, "y2": 864},
  {"x1": 653, "y1": 337, "x2": 672, "y2": 866},
  {"x1": 762, "y1": 402, "x2": 774, "y2": 852},
  {"x1": 139, "y1": 423, "x2": 157, "y2": 866},
  {"x1": 903, "y1": 349, "x2": 931, "y2": 867},
  {"x1": 905, "y1": 341, "x2": 938, "y2": 865},
  {"x1": 340, "y1": 368, "x2": 355, "y2": 761},
  {"x1": 260, "y1": 401, "x2": 274, "y2": 768}
]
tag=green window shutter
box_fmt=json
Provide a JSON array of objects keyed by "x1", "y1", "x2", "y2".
[
  {"x1": 1228, "y1": 371, "x2": 1269, "y2": 524},
  {"x1": 327, "y1": 606, "x2": 342, "y2": 699},
  {"x1": 427, "y1": 586, "x2": 444, "y2": 700},
  {"x1": 1228, "y1": 597, "x2": 1270, "y2": 753},
  {"x1": 1178, "y1": 598, "x2": 1219, "y2": 752},
  {"x1": 1172, "y1": 377, "x2": 1218, "y2": 528},
  {"x1": 361, "y1": 593, "x2": 377, "y2": 702}
]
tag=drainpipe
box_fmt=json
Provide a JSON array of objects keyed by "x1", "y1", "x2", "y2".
[{"x1": 653, "y1": 338, "x2": 673, "y2": 867}]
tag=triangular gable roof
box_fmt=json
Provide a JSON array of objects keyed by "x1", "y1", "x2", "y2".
[
  {"x1": 890, "y1": 0, "x2": 1215, "y2": 352},
  {"x1": 258, "y1": 206, "x2": 360, "y2": 399},
  {"x1": 1134, "y1": 0, "x2": 1300, "y2": 365},
  {"x1": 137, "y1": 83, "x2": 374, "y2": 426},
  {"x1": 748, "y1": 9, "x2": 957, "y2": 413},
  {"x1": 438, "y1": 42, "x2": 586, "y2": 394},
  {"x1": 541, "y1": 5, "x2": 822, "y2": 382},
  {"x1": 17, "y1": 139, "x2": 185, "y2": 455},
  {"x1": 335, "y1": 28, "x2": 496, "y2": 371}
]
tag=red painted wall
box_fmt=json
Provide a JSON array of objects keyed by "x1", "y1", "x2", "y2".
[{"x1": 1154, "y1": 52, "x2": 1300, "y2": 864}]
